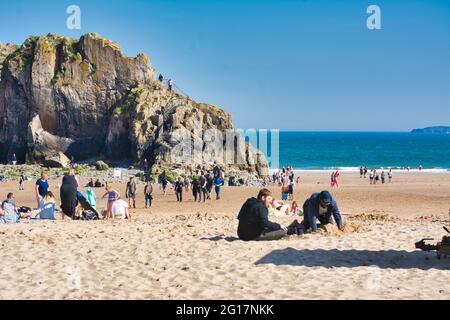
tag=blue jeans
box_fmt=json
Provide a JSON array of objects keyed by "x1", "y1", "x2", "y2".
[{"x1": 215, "y1": 186, "x2": 221, "y2": 200}]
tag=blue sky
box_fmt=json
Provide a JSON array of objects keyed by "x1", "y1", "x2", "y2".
[{"x1": 1, "y1": 0, "x2": 449, "y2": 131}]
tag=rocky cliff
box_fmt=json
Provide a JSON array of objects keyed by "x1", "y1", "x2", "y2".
[{"x1": 0, "y1": 33, "x2": 268, "y2": 176}]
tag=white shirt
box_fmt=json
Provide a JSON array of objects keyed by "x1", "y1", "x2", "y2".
[{"x1": 113, "y1": 200, "x2": 128, "y2": 220}]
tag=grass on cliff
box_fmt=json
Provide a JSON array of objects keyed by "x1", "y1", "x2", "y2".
[{"x1": 113, "y1": 89, "x2": 139, "y2": 116}]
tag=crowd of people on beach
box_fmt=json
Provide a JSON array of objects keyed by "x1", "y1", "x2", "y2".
[
  {"x1": 158, "y1": 167, "x2": 225, "y2": 203},
  {"x1": 0, "y1": 161, "x2": 228, "y2": 224},
  {"x1": 359, "y1": 166, "x2": 393, "y2": 185}
]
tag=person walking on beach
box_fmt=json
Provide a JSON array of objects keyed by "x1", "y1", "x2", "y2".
[
  {"x1": 369, "y1": 170, "x2": 374, "y2": 185},
  {"x1": 161, "y1": 172, "x2": 168, "y2": 196},
  {"x1": 144, "y1": 181, "x2": 153, "y2": 208},
  {"x1": 142, "y1": 159, "x2": 149, "y2": 173},
  {"x1": 214, "y1": 175, "x2": 224, "y2": 200},
  {"x1": 237, "y1": 189, "x2": 288, "y2": 241},
  {"x1": 206, "y1": 172, "x2": 213, "y2": 200},
  {"x1": 126, "y1": 177, "x2": 137, "y2": 209},
  {"x1": 102, "y1": 184, "x2": 120, "y2": 219},
  {"x1": 360, "y1": 167, "x2": 364, "y2": 178},
  {"x1": 175, "y1": 177, "x2": 183, "y2": 202},
  {"x1": 388, "y1": 169, "x2": 393, "y2": 183},
  {"x1": 374, "y1": 170, "x2": 379, "y2": 185},
  {"x1": 35, "y1": 172, "x2": 49, "y2": 208},
  {"x1": 333, "y1": 170, "x2": 340, "y2": 188},
  {"x1": 19, "y1": 174, "x2": 25, "y2": 191},
  {"x1": 381, "y1": 171, "x2": 386, "y2": 184},
  {"x1": 11, "y1": 153, "x2": 17, "y2": 168},
  {"x1": 198, "y1": 173, "x2": 207, "y2": 202},
  {"x1": 184, "y1": 177, "x2": 190, "y2": 193},
  {"x1": 299, "y1": 191, "x2": 344, "y2": 233},
  {"x1": 288, "y1": 176, "x2": 294, "y2": 200},
  {"x1": 191, "y1": 177, "x2": 199, "y2": 202},
  {"x1": 364, "y1": 166, "x2": 368, "y2": 178}
]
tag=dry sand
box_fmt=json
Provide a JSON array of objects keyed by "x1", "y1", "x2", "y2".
[{"x1": 1, "y1": 171, "x2": 450, "y2": 299}]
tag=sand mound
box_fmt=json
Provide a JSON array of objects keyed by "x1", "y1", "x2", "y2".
[{"x1": 317, "y1": 222, "x2": 364, "y2": 236}]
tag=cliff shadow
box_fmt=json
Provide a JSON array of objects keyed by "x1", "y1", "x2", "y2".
[{"x1": 255, "y1": 247, "x2": 450, "y2": 270}]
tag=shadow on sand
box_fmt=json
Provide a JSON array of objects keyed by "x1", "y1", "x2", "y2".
[
  {"x1": 200, "y1": 236, "x2": 240, "y2": 242},
  {"x1": 255, "y1": 247, "x2": 450, "y2": 270}
]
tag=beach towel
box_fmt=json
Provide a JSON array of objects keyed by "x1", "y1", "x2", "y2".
[{"x1": 86, "y1": 187, "x2": 97, "y2": 210}]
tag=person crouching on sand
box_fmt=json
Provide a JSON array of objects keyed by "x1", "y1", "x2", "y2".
[
  {"x1": 102, "y1": 184, "x2": 120, "y2": 219},
  {"x1": 112, "y1": 197, "x2": 131, "y2": 220},
  {"x1": 237, "y1": 189, "x2": 288, "y2": 241},
  {"x1": 299, "y1": 191, "x2": 344, "y2": 234}
]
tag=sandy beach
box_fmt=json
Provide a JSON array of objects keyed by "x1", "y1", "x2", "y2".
[{"x1": 1, "y1": 171, "x2": 450, "y2": 300}]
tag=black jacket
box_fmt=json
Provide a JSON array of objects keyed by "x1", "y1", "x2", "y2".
[
  {"x1": 302, "y1": 193, "x2": 342, "y2": 231},
  {"x1": 237, "y1": 197, "x2": 281, "y2": 241}
]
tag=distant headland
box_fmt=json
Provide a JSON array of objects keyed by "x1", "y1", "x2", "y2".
[{"x1": 411, "y1": 126, "x2": 450, "y2": 134}]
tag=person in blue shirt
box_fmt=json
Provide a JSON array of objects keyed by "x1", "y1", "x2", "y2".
[
  {"x1": 300, "y1": 191, "x2": 344, "y2": 233},
  {"x1": 35, "y1": 172, "x2": 49, "y2": 208},
  {"x1": 213, "y1": 176, "x2": 224, "y2": 200}
]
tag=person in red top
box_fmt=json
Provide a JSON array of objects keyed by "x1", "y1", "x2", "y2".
[{"x1": 332, "y1": 170, "x2": 340, "y2": 188}]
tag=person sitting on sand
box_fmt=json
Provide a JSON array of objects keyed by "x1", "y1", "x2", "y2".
[
  {"x1": 237, "y1": 189, "x2": 288, "y2": 241},
  {"x1": 102, "y1": 184, "x2": 120, "y2": 219},
  {"x1": 36, "y1": 191, "x2": 57, "y2": 220},
  {"x1": 299, "y1": 191, "x2": 344, "y2": 233},
  {"x1": 94, "y1": 179, "x2": 104, "y2": 188},
  {"x1": 86, "y1": 179, "x2": 94, "y2": 188},
  {"x1": 0, "y1": 193, "x2": 19, "y2": 224},
  {"x1": 112, "y1": 197, "x2": 131, "y2": 220},
  {"x1": 269, "y1": 198, "x2": 290, "y2": 215},
  {"x1": 290, "y1": 201, "x2": 301, "y2": 216}
]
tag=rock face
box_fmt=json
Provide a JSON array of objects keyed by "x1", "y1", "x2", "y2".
[
  {"x1": 0, "y1": 33, "x2": 269, "y2": 176},
  {"x1": 0, "y1": 43, "x2": 17, "y2": 80}
]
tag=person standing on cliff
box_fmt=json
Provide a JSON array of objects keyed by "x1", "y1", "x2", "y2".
[
  {"x1": 158, "y1": 74, "x2": 164, "y2": 82},
  {"x1": 168, "y1": 79, "x2": 173, "y2": 91}
]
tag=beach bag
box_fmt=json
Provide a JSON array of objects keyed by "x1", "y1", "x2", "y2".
[
  {"x1": 81, "y1": 210, "x2": 98, "y2": 220},
  {"x1": 18, "y1": 206, "x2": 32, "y2": 213}
]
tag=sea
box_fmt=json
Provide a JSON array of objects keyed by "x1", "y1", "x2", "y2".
[{"x1": 257, "y1": 132, "x2": 450, "y2": 172}]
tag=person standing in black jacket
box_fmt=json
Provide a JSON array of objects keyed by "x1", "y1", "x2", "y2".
[
  {"x1": 237, "y1": 189, "x2": 288, "y2": 241},
  {"x1": 191, "y1": 178, "x2": 200, "y2": 202},
  {"x1": 175, "y1": 177, "x2": 184, "y2": 202},
  {"x1": 198, "y1": 173, "x2": 207, "y2": 203}
]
